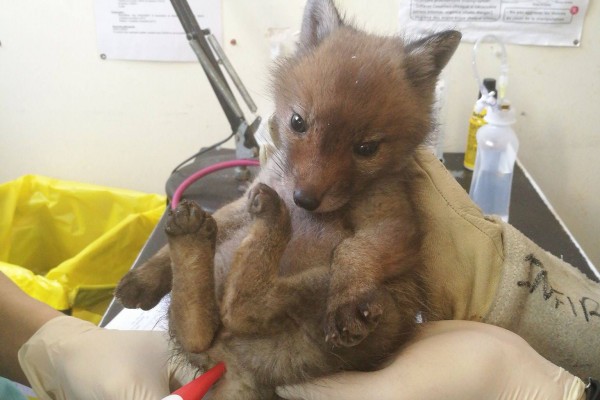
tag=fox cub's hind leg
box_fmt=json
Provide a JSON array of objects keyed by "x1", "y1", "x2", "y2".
[
  {"x1": 167, "y1": 200, "x2": 221, "y2": 354},
  {"x1": 115, "y1": 244, "x2": 172, "y2": 310},
  {"x1": 209, "y1": 184, "x2": 291, "y2": 400},
  {"x1": 115, "y1": 195, "x2": 250, "y2": 311},
  {"x1": 220, "y1": 183, "x2": 292, "y2": 334}
]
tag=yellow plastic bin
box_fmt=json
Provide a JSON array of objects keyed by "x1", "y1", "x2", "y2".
[{"x1": 0, "y1": 175, "x2": 166, "y2": 324}]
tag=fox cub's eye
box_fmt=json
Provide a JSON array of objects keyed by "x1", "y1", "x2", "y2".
[
  {"x1": 290, "y1": 113, "x2": 307, "y2": 133},
  {"x1": 354, "y1": 141, "x2": 380, "y2": 157}
]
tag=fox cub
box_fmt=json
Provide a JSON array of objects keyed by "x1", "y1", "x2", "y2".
[{"x1": 115, "y1": 0, "x2": 461, "y2": 398}]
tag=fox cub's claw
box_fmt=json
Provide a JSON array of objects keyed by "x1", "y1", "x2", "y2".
[
  {"x1": 325, "y1": 290, "x2": 384, "y2": 347},
  {"x1": 166, "y1": 200, "x2": 216, "y2": 240}
]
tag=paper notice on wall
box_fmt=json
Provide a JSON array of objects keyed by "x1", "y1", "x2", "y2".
[
  {"x1": 399, "y1": 0, "x2": 589, "y2": 47},
  {"x1": 94, "y1": 0, "x2": 222, "y2": 61}
]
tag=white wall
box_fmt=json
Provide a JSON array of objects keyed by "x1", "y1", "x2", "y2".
[{"x1": 1, "y1": 0, "x2": 598, "y2": 267}]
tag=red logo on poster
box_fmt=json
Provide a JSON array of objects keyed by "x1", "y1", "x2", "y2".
[{"x1": 570, "y1": 6, "x2": 579, "y2": 15}]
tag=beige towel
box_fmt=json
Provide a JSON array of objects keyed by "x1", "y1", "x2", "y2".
[
  {"x1": 413, "y1": 148, "x2": 599, "y2": 379},
  {"x1": 486, "y1": 221, "x2": 600, "y2": 379}
]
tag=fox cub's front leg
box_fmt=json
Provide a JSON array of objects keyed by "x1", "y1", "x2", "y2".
[
  {"x1": 324, "y1": 262, "x2": 386, "y2": 348},
  {"x1": 324, "y1": 220, "x2": 420, "y2": 348}
]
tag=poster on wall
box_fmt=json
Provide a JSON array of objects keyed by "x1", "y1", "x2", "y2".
[
  {"x1": 94, "y1": 0, "x2": 222, "y2": 61},
  {"x1": 399, "y1": 0, "x2": 590, "y2": 47}
]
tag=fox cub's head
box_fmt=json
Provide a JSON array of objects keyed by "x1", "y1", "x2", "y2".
[{"x1": 270, "y1": 0, "x2": 461, "y2": 213}]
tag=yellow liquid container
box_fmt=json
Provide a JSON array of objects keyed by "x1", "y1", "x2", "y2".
[
  {"x1": 463, "y1": 108, "x2": 487, "y2": 170},
  {"x1": 463, "y1": 78, "x2": 496, "y2": 170}
]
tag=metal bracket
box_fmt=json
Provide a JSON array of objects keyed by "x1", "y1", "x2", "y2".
[{"x1": 170, "y1": 0, "x2": 260, "y2": 163}]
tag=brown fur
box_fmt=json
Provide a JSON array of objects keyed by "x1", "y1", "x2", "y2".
[{"x1": 115, "y1": 1, "x2": 461, "y2": 398}]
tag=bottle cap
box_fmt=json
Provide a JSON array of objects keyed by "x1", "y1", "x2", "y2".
[
  {"x1": 477, "y1": 78, "x2": 497, "y2": 99},
  {"x1": 484, "y1": 105, "x2": 516, "y2": 125}
]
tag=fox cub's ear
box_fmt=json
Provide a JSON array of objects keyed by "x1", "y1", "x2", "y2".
[
  {"x1": 404, "y1": 30, "x2": 462, "y2": 86},
  {"x1": 299, "y1": 0, "x2": 343, "y2": 49}
]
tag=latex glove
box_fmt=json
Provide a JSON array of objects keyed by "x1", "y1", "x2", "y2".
[
  {"x1": 18, "y1": 316, "x2": 197, "y2": 400},
  {"x1": 276, "y1": 320, "x2": 586, "y2": 400}
]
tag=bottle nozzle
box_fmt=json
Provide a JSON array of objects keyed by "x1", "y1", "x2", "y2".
[{"x1": 474, "y1": 91, "x2": 497, "y2": 113}]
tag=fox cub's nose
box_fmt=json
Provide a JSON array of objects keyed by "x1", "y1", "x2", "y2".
[{"x1": 293, "y1": 189, "x2": 320, "y2": 211}]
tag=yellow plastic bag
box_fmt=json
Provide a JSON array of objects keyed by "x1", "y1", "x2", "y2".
[{"x1": 0, "y1": 175, "x2": 166, "y2": 324}]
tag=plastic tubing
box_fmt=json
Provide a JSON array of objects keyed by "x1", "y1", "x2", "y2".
[
  {"x1": 471, "y1": 34, "x2": 509, "y2": 104},
  {"x1": 171, "y1": 159, "x2": 260, "y2": 209}
]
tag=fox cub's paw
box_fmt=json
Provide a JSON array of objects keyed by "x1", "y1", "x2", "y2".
[
  {"x1": 325, "y1": 289, "x2": 385, "y2": 347},
  {"x1": 247, "y1": 183, "x2": 285, "y2": 221},
  {"x1": 115, "y1": 266, "x2": 168, "y2": 310},
  {"x1": 166, "y1": 200, "x2": 216, "y2": 241}
]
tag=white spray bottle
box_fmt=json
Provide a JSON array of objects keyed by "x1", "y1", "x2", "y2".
[
  {"x1": 469, "y1": 98, "x2": 519, "y2": 222},
  {"x1": 468, "y1": 35, "x2": 518, "y2": 222}
]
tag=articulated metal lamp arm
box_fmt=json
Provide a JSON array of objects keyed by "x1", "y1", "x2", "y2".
[{"x1": 170, "y1": 0, "x2": 244, "y2": 131}]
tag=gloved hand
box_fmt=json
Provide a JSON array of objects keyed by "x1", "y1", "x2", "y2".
[
  {"x1": 276, "y1": 320, "x2": 586, "y2": 400},
  {"x1": 410, "y1": 149, "x2": 600, "y2": 380},
  {"x1": 18, "y1": 316, "x2": 197, "y2": 400}
]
